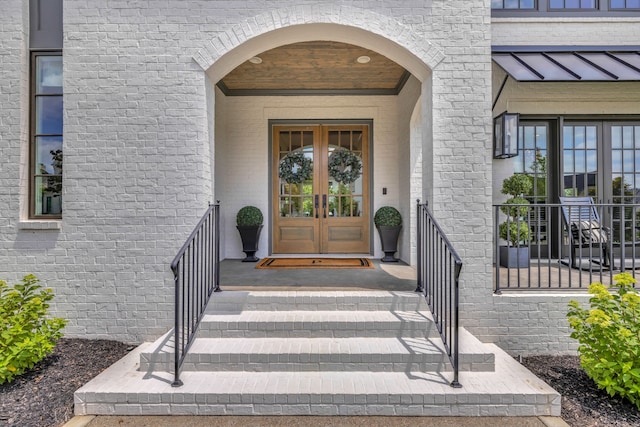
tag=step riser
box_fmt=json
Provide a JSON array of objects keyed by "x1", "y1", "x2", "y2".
[
  {"x1": 195, "y1": 327, "x2": 436, "y2": 339},
  {"x1": 206, "y1": 292, "x2": 430, "y2": 313},
  {"x1": 141, "y1": 359, "x2": 496, "y2": 373}
]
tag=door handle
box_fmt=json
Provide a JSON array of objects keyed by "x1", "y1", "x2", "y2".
[
  {"x1": 315, "y1": 194, "x2": 319, "y2": 218},
  {"x1": 322, "y1": 195, "x2": 327, "y2": 218}
]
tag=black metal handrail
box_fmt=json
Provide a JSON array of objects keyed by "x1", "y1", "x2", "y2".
[
  {"x1": 171, "y1": 202, "x2": 221, "y2": 387},
  {"x1": 416, "y1": 200, "x2": 463, "y2": 388}
]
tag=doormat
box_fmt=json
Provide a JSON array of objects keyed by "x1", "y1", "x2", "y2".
[{"x1": 256, "y1": 257, "x2": 374, "y2": 269}]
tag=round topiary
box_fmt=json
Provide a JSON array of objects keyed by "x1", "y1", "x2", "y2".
[
  {"x1": 374, "y1": 206, "x2": 402, "y2": 227},
  {"x1": 236, "y1": 206, "x2": 263, "y2": 226}
]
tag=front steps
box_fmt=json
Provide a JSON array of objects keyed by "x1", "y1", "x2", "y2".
[{"x1": 74, "y1": 291, "x2": 561, "y2": 416}]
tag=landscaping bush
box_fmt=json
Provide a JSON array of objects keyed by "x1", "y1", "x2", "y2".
[
  {"x1": 0, "y1": 274, "x2": 67, "y2": 384},
  {"x1": 567, "y1": 272, "x2": 640, "y2": 410}
]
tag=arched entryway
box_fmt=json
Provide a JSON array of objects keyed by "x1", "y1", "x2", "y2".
[{"x1": 194, "y1": 7, "x2": 442, "y2": 263}]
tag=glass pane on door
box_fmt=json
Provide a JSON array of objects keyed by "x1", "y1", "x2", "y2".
[
  {"x1": 562, "y1": 125, "x2": 598, "y2": 198},
  {"x1": 278, "y1": 130, "x2": 314, "y2": 218},
  {"x1": 326, "y1": 130, "x2": 364, "y2": 218}
]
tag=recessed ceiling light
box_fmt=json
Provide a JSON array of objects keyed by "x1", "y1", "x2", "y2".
[
  {"x1": 249, "y1": 56, "x2": 263, "y2": 64},
  {"x1": 356, "y1": 55, "x2": 371, "y2": 64}
]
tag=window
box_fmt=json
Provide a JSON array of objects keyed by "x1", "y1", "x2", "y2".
[
  {"x1": 31, "y1": 52, "x2": 63, "y2": 217},
  {"x1": 515, "y1": 124, "x2": 549, "y2": 245},
  {"x1": 610, "y1": 125, "x2": 640, "y2": 242},
  {"x1": 492, "y1": 0, "x2": 536, "y2": 8},
  {"x1": 610, "y1": 0, "x2": 640, "y2": 7},
  {"x1": 549, "y1": 0, "x2": 597, "y2": 8},
  {"x1": 515, "y1": 124, "x2": 548, "y2": 204},
  {"x1": 29, "y1": 0, "x2": 62, "y2": 218},
  {"x1": 562, "y1": 124, "x2": 599, "y2": 198}
]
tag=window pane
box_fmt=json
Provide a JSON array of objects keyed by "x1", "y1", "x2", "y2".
[
  {"x1": 492, "y1": 0, "x2": 536, "y2": 8},
  {"x1": 36, "y1": 56, "x2": 63, "y2": 94},
  {"x1": 623, "y1": 126, "x2": 634, "y2": 148},
  {"x1": 34, "y1": 176, "x2": 62, "y2": 216},
  {"x1": 586, "y1": 126, "x2": 597, "y2": 149},
  {"x1": 550, "y1": 0, "x2": 595, "y2": 7},
  {"x1": 612, "y1": 126, "x2": 622, "y2": 149},
  {"x1": 35, "y1": 137, "x2": 63, "y2": 175},
  {"x1": 563, "y1": 127, "x2": 574, "y2": 149},
  {"x1": 611, "y1": 0, "x2": 625, "y2": 6},
  {"x1": 35, "y1": 96, "x2": 63, "y2": 134}
]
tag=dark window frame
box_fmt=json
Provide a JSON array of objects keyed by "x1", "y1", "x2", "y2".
[
  {"x1": 492, "y1": 0, "x2": 640, "y2": 15},
  {"x1": 30, "y1": 50, "x2": 63, "y2": 219}
]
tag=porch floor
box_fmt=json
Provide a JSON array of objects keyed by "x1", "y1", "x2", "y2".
[{"x1": 219, "y1": 258, "x2": 417, "y2": 291}]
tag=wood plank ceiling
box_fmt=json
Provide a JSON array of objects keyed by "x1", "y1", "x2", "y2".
[{"x1": 217, "y1": 41, "x2": 410, "y2": 96}]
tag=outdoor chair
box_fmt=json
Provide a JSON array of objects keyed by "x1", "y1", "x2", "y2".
[{"x1": 559, "y1": 197, "x2": 612, "y2": 270}]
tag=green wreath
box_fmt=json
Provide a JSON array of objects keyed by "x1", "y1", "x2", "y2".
[
  {"x1": 279, "y1": 151, "x2": 313, "y2": 184},
  {"x1": 328, "y1": 149, "x2": 362, "y2": 184}
]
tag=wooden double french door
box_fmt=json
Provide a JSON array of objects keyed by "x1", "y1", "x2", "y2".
[{"x1": 272, "y1": 124, "x2": 370, "y2": 254}]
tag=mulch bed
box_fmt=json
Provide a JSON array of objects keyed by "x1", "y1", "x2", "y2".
[
  {"x1": 522, "y1": 355, "x2": 640, "y2": 427},
  {"x1": 0, "y1": 339, "x2": 132, "y2": 427},
  {"x1": 1, "y1": 340, "x2": 639, "y2": 427}
]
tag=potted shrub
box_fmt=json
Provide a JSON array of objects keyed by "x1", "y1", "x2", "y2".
[
  {"x1": 498, "y1": 174, "x2": 532, "y2": 268},
  {"x1": 236, "y1": 206, "x2": 263, "y2": 262},
  {"x1": 374, "y1": 206, "x2": 402, "y2": 262}
]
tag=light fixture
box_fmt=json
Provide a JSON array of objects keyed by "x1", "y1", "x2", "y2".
[
  {"x1": 356, "y1": 55, "x2": 371, "y2": 64},
  {"x1": 493, "y1": 111, "x2": 519, "y2": 159},
  {"x1": 248, "y1": 56, "x2": 262, "y2": 64}
]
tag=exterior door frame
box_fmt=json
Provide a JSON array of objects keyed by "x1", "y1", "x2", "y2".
[{"x1": 268, "y1": 119, "x2": 374, "y2": 255}]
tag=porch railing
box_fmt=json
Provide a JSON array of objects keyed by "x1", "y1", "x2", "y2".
[
  {"x1": 416, "y1": 200, "x2": 463, "y2": 388},
  {"x1": 171, "y1": 202, "x2": 221, "y2": 387},
  {"x1": 494, "y1": 202, "x2": 640, "y2": 292}
]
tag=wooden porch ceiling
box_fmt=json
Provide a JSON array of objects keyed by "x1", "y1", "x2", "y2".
[{"x1": 217, "y1": 41, "x2": 410, "y2": 96}]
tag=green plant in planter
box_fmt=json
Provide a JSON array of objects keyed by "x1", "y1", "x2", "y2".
[
  {"x1": 374, "y1": 206, "x2": 402, "y2": 262},
  {"x1": 236, "y1": 206, "x2": 263, "y2": 262},
  {"x1": 499, "y1": 174, "x2": 532, "y2": 246},
  {"x1": 374, "y1": 206, "x2": 402, "y2": 227},
  {"x1": 236, "y1": 206, "x2": 263, "y2": 226}
]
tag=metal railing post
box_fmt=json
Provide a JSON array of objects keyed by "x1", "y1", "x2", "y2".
[{"x1": 416, "y1": 199, "x2": 423, "y2": 293}]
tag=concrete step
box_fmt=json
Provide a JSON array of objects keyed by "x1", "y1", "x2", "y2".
[
  {"x1": 140, "y1": 334, "x2": 495, "y2": 373},
  {"x1": 206, "y1": 290, "x2": 429, "y2": 312},
  {"x1": 196, "y1": 310, "x2": 440, "y2": 338},
  {"x1": 74, "y1": 290, "x2": 559, "y2": 417},
  {"x1": 75, "y1": 343, "x2": 560, "y2": 417}
]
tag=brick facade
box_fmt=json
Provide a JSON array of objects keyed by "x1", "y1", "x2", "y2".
[{"x1": 1, "y1": 0, "x2": 635, "y2": 354}]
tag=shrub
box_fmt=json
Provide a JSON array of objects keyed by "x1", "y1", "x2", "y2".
[
  {"x1": 499, "y1": 174, "x2": 532, "y2": 246},
  {"x1": 236, "y1": 206, "x2": 263, "y2": 226},
  {"x1": 374, "y1": 206, "x2": 402, "y2": 227},
  {"x1": 567, "y1": 272, "x2": 640, "y2": 410},
  {"x1": 0, "y1": 275, "x2": 67, "y2": 384}
]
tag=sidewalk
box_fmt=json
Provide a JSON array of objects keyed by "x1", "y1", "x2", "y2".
[{"x1": 65, "y1": 415, "x2": 570, "y2": 427}]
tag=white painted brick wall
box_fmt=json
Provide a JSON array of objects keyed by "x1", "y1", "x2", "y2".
[{"x1": 2, "y1": 0, "x2": 626, "y2": 354}]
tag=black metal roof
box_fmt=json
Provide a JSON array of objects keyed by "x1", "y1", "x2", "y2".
[{"x1": 492, "y1": 47, "x2": 640, "y2": 82}]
